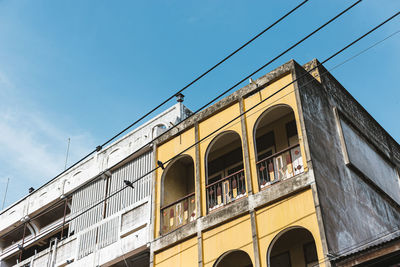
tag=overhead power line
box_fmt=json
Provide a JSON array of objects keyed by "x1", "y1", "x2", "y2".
[
  {"x1": 100, "y1": 0, "x2": 311, "y2": 148},
  {"x1": 60, "y1": 9, "x2": 400, "y2": 226},
  {"x1": 22, "y1": 1, "x2": 310, "y2": 198},
  {"x1": 40, "y1": 0, "x2": 362, "y2": 218},
  {"x1": 4, "y1": 13, "x2": 399, "y2": 246}
]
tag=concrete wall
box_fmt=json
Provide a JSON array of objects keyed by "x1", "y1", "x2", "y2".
[
  {"x1": 152, "y1": 186, "x2": 325, "y2": 267},
  {"x1": 0, "y1": 103, "x2": 190, "y2": 267},
  {"x1": 295, "y1": 59, "x2": 400, "y2": 257},
  {"x1": 152, "y1": 61, "x2": 325, "y2": 267},
  {"x1": 154, "y1": 67, "x2": 310, "y2": 238}
]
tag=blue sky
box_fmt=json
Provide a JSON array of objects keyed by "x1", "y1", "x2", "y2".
[{"x1": 0, "y1": 0, "x2": 399, "y2": 207}]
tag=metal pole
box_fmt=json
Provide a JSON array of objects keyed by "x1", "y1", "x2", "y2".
[
  {"x1": 64, "y1": 138, "x2": 70, "y2": 170},
  {"x1": 1, "y1": 178, "x2": 9, "y2": 210}
]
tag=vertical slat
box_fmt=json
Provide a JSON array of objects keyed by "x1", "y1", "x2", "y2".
[
  {"x1": 105, "y1": 151, "x2": 153, "y2": 217},
  {"x1": 70, "y1": 178, "x2": 107, "y2": 233}
]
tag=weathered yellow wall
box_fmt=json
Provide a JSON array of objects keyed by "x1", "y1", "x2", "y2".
[
  {"x1": 155, "y1": 73, "x2": 308, "y2": 231},
  {"x1": 153, "y1": 73, "x2": 319, "y2": 267},
  {"x1": 198, "y1": 103, "x2": 244, "y2": 216},
  {"x1": 202, "y1": 214, "x2": 254, "y2": 267},
  {"x1": 155, "y1": 127, "x2": 197, "y2": 238},
  {"x1": 243, "y1": 73, "x2": 308, "y2": 194},
  {"x1": 154, "y1": 237, "x2": 198, "y2": 267},
  {"x1": 256, "y1": 189, "x2": 325, "y2": 267}
]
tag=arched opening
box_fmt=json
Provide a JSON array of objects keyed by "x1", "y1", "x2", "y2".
[
  {"x1": 152, "y1": 124, "x2": 167, "y2": 139},
  {"x1": 206, "y1": 131, "x2": 245, "y2": 213},
  {"x1": 268, "y1": 227, "x2": 319, "y2": 267},
  {"x1": 214, "y1": 250, "x2": 253, "y2": 267},
  {"x1": 161, "y1": 155, "x2": 195, "y2": 234},
  {"x1": 253, "y1": 105, "x2": 303, "y2": 190},
  {"x1": 0, "y1": 224, "x2": 34, "y2": 266}
]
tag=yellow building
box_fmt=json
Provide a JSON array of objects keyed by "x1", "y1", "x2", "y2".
[
  {"x1": 2, "y1": 59, "x2": 398, "y2": 267},
  {"x1": 150, "y1": 59, "x2": 400, "y2": 267}
]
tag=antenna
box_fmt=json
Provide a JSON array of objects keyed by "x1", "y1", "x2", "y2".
[
  {"x1": 2, "y1": 177, "x2": 10, "y2": 210},
  {"x1": 64, "y1": 138, "x2": 70, "y2": 170}
]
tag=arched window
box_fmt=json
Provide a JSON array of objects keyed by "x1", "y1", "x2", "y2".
[
  {"x1": 205, "y1": 131, "x2": 246, "y2": 213},
  {"x1": 161, "y1": 155, "x2": 196, "y2": 234},
  {"x1": 214, "y1": 250, "x2": 253, "y2": 267},
  {"x1": 253, "y1": 105, "x2": 303, "y2": 190},
  {"x1": 268, "y1": 227, "x2": 319, "y2": 267}
]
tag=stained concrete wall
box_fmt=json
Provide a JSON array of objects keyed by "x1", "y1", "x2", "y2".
[
  {"x1": 294, "y1": 59, "x2": 400, "y2": 256},
  {"x1": 0, "y1": 103, "x2": 191, "y2": 267},
  {"x1": 0, "y1": 103, "x2": 187, "y2": 235}
]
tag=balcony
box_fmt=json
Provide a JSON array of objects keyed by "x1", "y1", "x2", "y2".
[
  {"x1": 206, "y1": 131, "x2": 245, "y2": 213},
  {"x1": 206, "y1": 169, "x2": 246, "y2": 212},
  {"x1": 253, "y1": 105, "x2": 304, "y2": 190},
  {"x1": 257, "y1": 144, "x2": 304, "y2": 189},
  {"x1": 160, "y1": 155, "x2": 195, "y2": 234},
  {"x1": 161, "y1": 193, "x2": 196, "y2": 234}
]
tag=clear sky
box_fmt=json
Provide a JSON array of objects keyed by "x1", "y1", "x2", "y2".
[{"x1": 0, "y1": 0, "x2": 399, "y2": 207}]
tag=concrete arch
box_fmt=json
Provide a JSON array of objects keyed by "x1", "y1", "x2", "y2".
[
  {"x1": 213, "y1": 249, "x2": 253, "y2": 267},
  {"x1": 152, "y1": 123, "x2": 167, "y2": 139},
  {"x1": 252, "y1": 104, "x2": 294, "y2": 162},
  {"x1": 107, "y1": 147, "x2": 124, "y2": 168},
  {"x1": 161, "y1": 154, "x2": 195, "y2": 207},
  {"x1": 160, "y1": 154, "x2": 196, "y2": 234},
  {"x1": 267, "y1": 226, "x2": 318, "y2": 267},
  {"x1": 252, "y1": 104, "x2": 302, "y2": 189},
  {"x1": 204, "y1": 130, "x2": 243, "y2": 184},
  {"x1": 204, "y1": 130, "x2": 246, "y2": 212}
]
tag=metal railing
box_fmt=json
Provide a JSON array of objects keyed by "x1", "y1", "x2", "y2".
[
  {"x1": 256, "y1": 144, "x2": 303, "y2": 190},
  {"x1": 161, "y1": 192, "x2": 196, "y2": 234},
  {"x1": 206, "y1": 169, "x2": 246, "y2": 212}
]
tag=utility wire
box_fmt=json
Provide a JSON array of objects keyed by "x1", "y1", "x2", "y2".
[
  {"x1": 1, "y1": 178, "x2": 10, "y2": 210},
  {"x1": 5, "y1": 18, "x2": 399, "y2": 244},
  {"x1": 9, "y1": 0, "x2": 359, "y2": 218},
  {"x1": 12, "y1": 25, "x2": 400, "y2": 267},
  {"x1": 59, "y1": 9, "x2": 400, "y2": 227},
  {"x1": 27, "y1": 0, "x2": 311, "y2": 196},
  {"x1": 43, "y1": 0, "x2": 363, "y2": 219},
  {"x1": 311, "y1": 226, "x2": 400, "y2": 266},
  {"x1": 118, "y1": 25, "x2": 400, "y2": 266},
  {"x1": 100, "y1": 0, "x2": 310, "y2": 148}
]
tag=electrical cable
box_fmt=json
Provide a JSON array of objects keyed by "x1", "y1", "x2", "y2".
[
  {"x1": 100, "y1": 0, "x2": 311, "y2": 148},
  {"x1": 12, "y1": 22, "x2": 400, "y2": 267},
  {"x1": 61, "y1": 0, "x2": 363, "y2": 215},
  {"x1": 5, "y1": 20, "x2": 400, "y2": 258},
  {"x1": 58, "y1": 10, "x2": 400, "y2": 227},
  {"x1": 43, "y1": 3, "x2": 390, "y2": 226},
  {"x1": 70, "y1": 26, "x2": 400, "y2": 226},
  {"x1": 23, "y1": 0, "x2": 311, "y2": 197},
  {"x1": 311, "y1": 226, "x2": 400, "y2": 266},
  {"x1": 6, "y1": 0, "x2": 361, "y2": 223}
]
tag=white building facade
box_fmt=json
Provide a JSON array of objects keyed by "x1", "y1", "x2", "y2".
[{"x1": 0, "y1": 102, "x2": 192, "y2": 267}]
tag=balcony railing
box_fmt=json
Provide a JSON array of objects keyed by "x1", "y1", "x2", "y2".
[
  {"x1": 206, "y1": 169, "x2": 246, "y2": 212},
  {"x1": 161, "y1": 192, "x2": 196, "y2": 234},
  {"x1": 257, "y1": 144, "x2": 304, "y2": 190}
]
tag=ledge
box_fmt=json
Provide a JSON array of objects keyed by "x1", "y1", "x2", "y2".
[{"x1": 152, "y1": 171, "x2": 313, "y2": 252}]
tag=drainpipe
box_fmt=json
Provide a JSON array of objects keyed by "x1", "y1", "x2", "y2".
[
  {"x1": 19, "y1": 219, "x2": 28, "y2": 262},
  {"x1": 60, "y1": 198, "x2": 68, "y2": 239}
]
